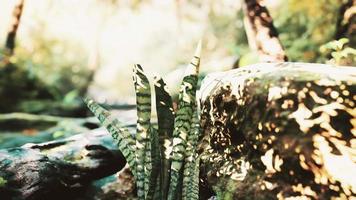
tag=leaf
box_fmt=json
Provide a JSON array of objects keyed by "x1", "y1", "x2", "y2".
[
  {"x1": 0, "y1": 177, "x2": 7, "y2": 187},
  {"x1": 63, "y1": 90, "x2": 79, "y2": 105},
  {"x1": 133, "y1": 64, "x2": 152, "y2": 199},
  {"x1": 83, "y1": 97, "x2": 137, "y2": 176},
  {"x1": 168, "y1": 41, "x2": 201, "y2": 200},
  {"x1": 154, "y1": 76, "x2": 174, "y2": 199},
  {"x1": 146, "y1": 126, "x2": 162, "y2": 200},
  {"x1": 182, "y1": 108, "x2": 200, "y2": 200}
]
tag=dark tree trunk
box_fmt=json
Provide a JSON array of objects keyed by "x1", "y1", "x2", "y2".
[
  {"x1": 334, "y1": 0, "x2": 355, "y2": 44},
  {"x1": 242, "y1": 0, "x2": 288, "y2": 62},
  {"x1": 5, "y1": 0, "x2": 25, "y2": 55}
]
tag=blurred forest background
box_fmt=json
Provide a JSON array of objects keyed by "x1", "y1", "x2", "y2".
[{"x1": 0, "y1": 0, "x2": 355, "y2": 148}]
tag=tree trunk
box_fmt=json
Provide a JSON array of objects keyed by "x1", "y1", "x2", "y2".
[
  {"x1": 242, "y1": 0, "x2": 288, "y2": 62},
  {"x1": 5, "y1": 0, "x2": 25, "y2": 55},
  {"x1": 334, "y1": 0, "x2": 355, "y2": 45}
]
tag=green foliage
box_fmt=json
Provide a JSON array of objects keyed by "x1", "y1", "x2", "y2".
[
  {"x1": 0, "y1": 56, "x2": 53, "y2": 113},
  {"x1": 238, "y1": 51, "x2": 260, "y2": 67},
  {"x1": 320, "y1": 38, "x2": 356, "y2": 65},
  {"x1": 85, "y1": 42, "x2": 202, "y2": 200},
  {"x1": 13, "y1": 35, "x2": 91, "y2": 99},
  {"x1": 0, "y1": 177, "x2": 7, "y2": 187},
  {"x1": 208, "y1": 4, "x2": 250, "y2": 63},
  {"x1": 0, "y1": 33, "x2": 90, "y2": 114},
  {"x1": 273, "y1": 0, "x2": 342, "y2": 63}
]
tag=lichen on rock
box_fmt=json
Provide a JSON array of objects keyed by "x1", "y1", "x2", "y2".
[{"x1": 198, "y1": 62, "x2": 356, "y2": 199}]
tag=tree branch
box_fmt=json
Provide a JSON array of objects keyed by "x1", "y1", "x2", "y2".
[
  {"x1": 334, "y1": 0, "x2": 355, "y2": 43},
  {"x1": 242, "y1": 0, "x2": 288, "y2": 62},
  {"x1": 5, "y1": 0, "x2": 25, "y2": 55}
]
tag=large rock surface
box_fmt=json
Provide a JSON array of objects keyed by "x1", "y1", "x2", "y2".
[
  {"x1": 0, "y1": 128, "x2": 126, "y2": 200},
  {"x1": 198, "y1": 62, "x2": 356, "y2": 199}
]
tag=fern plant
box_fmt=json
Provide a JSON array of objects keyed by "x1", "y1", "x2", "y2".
[{"x1": 84, "y1": 42, "x2": 202, "y2": 200}]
